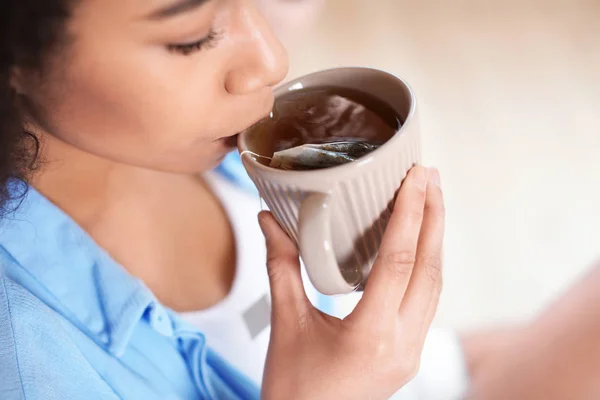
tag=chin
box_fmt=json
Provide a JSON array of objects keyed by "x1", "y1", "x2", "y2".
[
  {"x1": 194, "y1": 151, "x2": 235, "y2": 174},
  {"x1": 144, "y1": 136, "x2": 239, "y2": 175},
  {"x1": 142, "y1": 152, "x2": 227, "y2": 175}
]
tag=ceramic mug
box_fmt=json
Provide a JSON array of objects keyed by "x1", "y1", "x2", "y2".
[{"x1": 238, "y1": 67, "x2": 420, "y2": 295}]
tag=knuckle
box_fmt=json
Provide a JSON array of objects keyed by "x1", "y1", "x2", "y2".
[
  {"x1": 372, "y1": 338, "x2": 392, "y2": 358},
  {"x1": 382, "y1": 251, "x2": 416, "y2": 281},
  {"x1": 295, "y1": 308, "x2": 313, "y2": 334},
  {"x1": 392, "y1": 344, "x2": 421, "y2": 381},
  {"x1": 397, "y1": 357, "x2": 420, "y2": 382},
  {"x1": 266, "y1": 255, "x2": 296, "y2": 280},
  {"x1": 419, "y1": 254, "x2": 443, "y2": 285},
  {"x1": 361, "y1": 336, "x2": 393, "y2": 363},
  {"x1": 386, "y1": 251, "x2": 417, "y2": 266},
  {"x1": 381, "y1": 345, "x2": 421, "y2": 385},
  {"x1": 266, "y1": 258, "x2": 283, "y2": 279}
]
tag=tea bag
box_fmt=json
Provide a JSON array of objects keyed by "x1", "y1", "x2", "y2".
[{"x1": 270, "y1": 139, "x2": 380, "y2": 171}]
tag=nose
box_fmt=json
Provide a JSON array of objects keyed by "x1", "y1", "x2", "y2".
[{"x1": 225, "y1": 1, "x2": 289, "y2": 95}]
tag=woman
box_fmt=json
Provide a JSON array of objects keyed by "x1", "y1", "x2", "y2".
[{"x1": 0, "y1": 1, "x2": 445, "y2": 399}]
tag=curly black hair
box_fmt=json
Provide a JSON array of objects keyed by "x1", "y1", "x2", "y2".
[{"x1": 0, "y1": 0, "x2": 72, "y2": 216}]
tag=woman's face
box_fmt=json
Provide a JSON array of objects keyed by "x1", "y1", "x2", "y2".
[{"x1": 18, "y1": 0, "x2": 288, "y2": 173}]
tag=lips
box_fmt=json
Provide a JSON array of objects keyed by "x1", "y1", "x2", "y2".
[{"x1": 216, "y1": 105, "x2": 273, "y2": 149}]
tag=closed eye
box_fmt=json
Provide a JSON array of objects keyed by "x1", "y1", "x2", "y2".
[{"x1": 167, "y1": 28, "x2": 221, "y2": 55}]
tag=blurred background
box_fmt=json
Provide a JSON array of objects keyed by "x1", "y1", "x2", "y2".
[{"x1": 261, "y1": 0, "x2": 600, "y2": 331}]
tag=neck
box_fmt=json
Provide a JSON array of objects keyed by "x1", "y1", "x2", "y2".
[
  {"x1": 33, "y1": 133, "x2": 187, "y2": 230},
  {"x1": 33, "y1": 133, "x2": 237, "y2": 311}
]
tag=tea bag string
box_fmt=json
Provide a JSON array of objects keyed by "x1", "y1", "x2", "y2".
[
  {"x1": 239, "y1": 150, "x2": 272, "y2": 162},
  {"x1": 238, "y1": 151, "x2": 271, "y2": 212}
]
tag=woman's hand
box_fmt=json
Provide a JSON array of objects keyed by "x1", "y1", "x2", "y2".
[{"x1": 259, "y1": 166, "x2": 445, "y2": 400}]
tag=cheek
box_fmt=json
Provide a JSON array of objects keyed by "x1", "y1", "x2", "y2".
[
  {"x1": 30, "y1": 30, "x2": 273, "y2": 174},
  {"x1": 31, "y1": 58, "x2": 228, "y2": 173},
  {"x1": 151, "y1": 64, "x2": 228, "y2": 144},
  {"x1": 40, "y1": 51, "x2": 227, "y2": 154}
]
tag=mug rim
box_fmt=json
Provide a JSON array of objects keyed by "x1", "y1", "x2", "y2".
[{"x1": 238, "y1": 66, "x2": 417, "y2": 178}]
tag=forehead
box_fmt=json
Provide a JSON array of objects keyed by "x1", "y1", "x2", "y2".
[
  {"x1": 72, "y1": 0, "x2": 211, "y2": 21},
  {"x1": 147, "y1": 0, "x2": 210, "y2": 19},
  {"x1": 62, "y1": 0, "x2": 218, "y2": 46}
]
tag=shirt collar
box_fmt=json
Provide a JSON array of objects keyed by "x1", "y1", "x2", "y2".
[{"x1": 0, "y1": 186, "x2": 156, "y2": 356}]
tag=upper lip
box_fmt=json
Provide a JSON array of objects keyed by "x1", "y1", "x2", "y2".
[{"x1": 216, "y1": 110, "x2": 272, "y2": 142}]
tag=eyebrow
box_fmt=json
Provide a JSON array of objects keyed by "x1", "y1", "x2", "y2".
[{"x1": 150, "y1": 0, "x2": 209, "y2": 19}]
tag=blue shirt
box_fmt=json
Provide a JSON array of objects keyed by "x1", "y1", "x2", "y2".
[{"x1": 0, "y1": 177, "x2": 260, "y2": 399}]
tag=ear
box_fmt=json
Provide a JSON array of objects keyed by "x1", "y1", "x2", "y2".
[
  {"x1": 7, "y1": 68, "x2": 36, "y2": 132},
  {"x1": 9, "y1": 67, "x2": 27, "y2": 95}
]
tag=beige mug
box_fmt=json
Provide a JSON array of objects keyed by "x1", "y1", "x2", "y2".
[{"x1": 238, "y1": 67, "x2": 420, "y2": 295}]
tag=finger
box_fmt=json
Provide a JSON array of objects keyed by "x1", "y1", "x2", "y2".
[
  {"x1": 398, "y1": 168, "x2": 445, "y2": 341},
  {"x1": 258, "y1": 211, "x2": 310, "y2": 320},
  {"x1": 417, "y1": 251, "x2": 443, "y2": 341},
  {"x1": 357, "y1": 166, "x2": 429, "y2": 318}
]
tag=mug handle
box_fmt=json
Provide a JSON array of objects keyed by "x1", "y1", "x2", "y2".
[{"x1": 298, "y1": 192, "x2": 357, "y2": 295}]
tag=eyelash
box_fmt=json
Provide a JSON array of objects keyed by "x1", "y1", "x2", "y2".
[{"x1": 168, "y1": 28, "x2": 221, "y2": 55}]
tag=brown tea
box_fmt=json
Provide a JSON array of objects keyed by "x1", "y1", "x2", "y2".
[{"x1": 249, "y1": 86, "x2": 402, "y2": 171}]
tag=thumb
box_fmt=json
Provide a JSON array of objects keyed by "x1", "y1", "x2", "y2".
[{"x1": 258, "y1": 211, "x2": 310, "y2": 320}]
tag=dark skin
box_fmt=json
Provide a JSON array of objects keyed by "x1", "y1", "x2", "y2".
[
  {"x1": 11, "y1": 0, "x2": 447, "y2": 397},
  {"x1": 17, "y1": 0, "x2": 288, "y2": 311},
  {"x1": 11, "y1": 0, "x2": 596, "y2": 396}
]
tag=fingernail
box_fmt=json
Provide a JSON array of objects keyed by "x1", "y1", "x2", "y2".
[
  {"x1": 412, "y1": 166, "x2": 428, "y2": 191},
  {"x1": 429, "y1": 168, "x2": 441, "y2": 188}
]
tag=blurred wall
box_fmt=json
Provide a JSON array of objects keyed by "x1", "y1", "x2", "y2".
[{"x1": 281, "y1": 0, "x2": 600, "y2": 329}]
